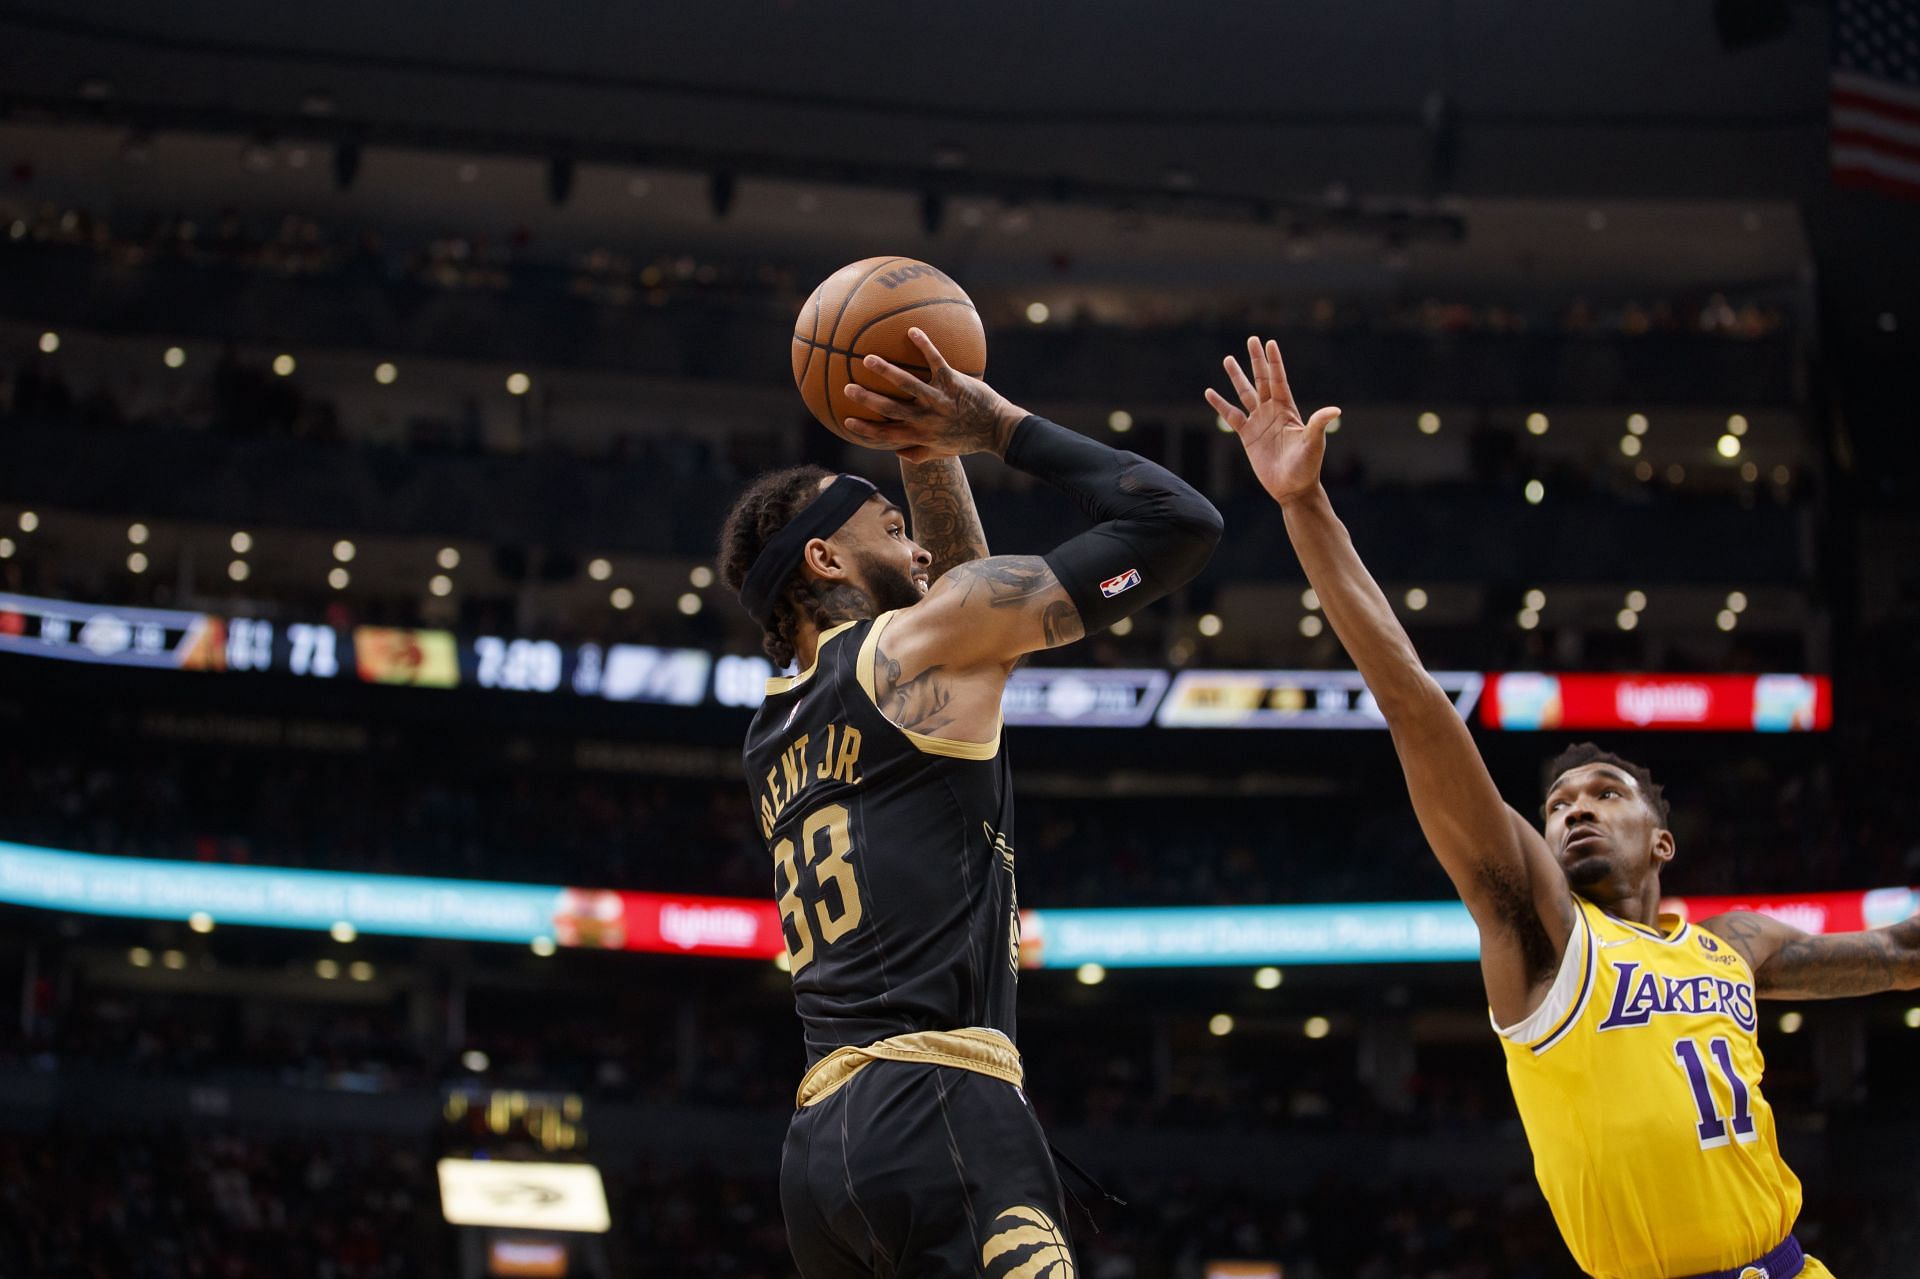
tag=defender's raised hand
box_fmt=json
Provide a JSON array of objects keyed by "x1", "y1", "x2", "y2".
[
  {"x1": 840, "y1": 328, "x2": 1027, "y2": 462},
  {"x1": 1205, "y1": 336, "x2": 1342, "y2": 507}
]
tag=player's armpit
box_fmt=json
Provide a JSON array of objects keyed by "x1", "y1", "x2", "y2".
[{"x1": 1703, "y1": 910, "x2": 1920, "y2": 1000}]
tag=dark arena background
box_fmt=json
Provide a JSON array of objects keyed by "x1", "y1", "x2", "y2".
[{"x1": 3, "y1": 2, "x2": 1919, "y2": 1276}]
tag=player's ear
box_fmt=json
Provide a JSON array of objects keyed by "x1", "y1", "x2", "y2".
[
  {"x1": 799, "y1": 535, "x2": 848, "y2": 581},
  {"x1": 1651, "y1": 827, "x2": 1675, "y2": 867}
]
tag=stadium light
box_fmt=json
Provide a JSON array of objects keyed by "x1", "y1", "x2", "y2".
[
  {"x1": 1717, "y1": 435, "x2": 1742, "y2": 459},
  {"x1": 1253, "y1": 967, "x2": 1283, "y2": 990},
  {"x1": 1197, "y1": 613, "x2": 1223, "y2": 637},
  {"x1": 1076, "y1": 963, "x2": 1106, "y2": 986},
  {"x1": 230, "y1": 531, "x2": 253, "y2": 554},
  {"x1": 1304, "y1": 1016, "x2": 1332, "y2": 1039},
  {"x1": 1727, "y1": 414, "x2": 1749, "y2": 437},
  {"x1": 532, "y1": 937, "x2": 557, "y2": 958},
  {"x1": 0, "y1": 539, "x2": 13, "y2": 559},
  {"x1": 161, "y1": 950, "x2": 187, "y2": 970},
  {"x1": 272, "y1": 354, "x2": 295, "y2": 377},
  {"x1": 1627, "y1": 413, "x2": 1649, "y2": 436},
  {"x1": 678, "y1": 593, "x2": 703, "y2": 616},
  {"x1": 462, "y1": 1050, "x2": 490, "y2": 1072},
  {"x1": 1301, "y1": 589, "x2": 1320, "y2": 611},
  {"x1": 1779, "y1": 1011, "x2": 1804, "y2": 1034},
  {"x1": 128, "y1": 947, "x2": 153, "y2": 968},
  {"x1": 1626, "y1": 591, "x2": 1647, "y2": 613},
  {"x1": 588, "y1": 558, "x2": 612, "y2": 581},
  {"x1": 1208, "y1": 1014, "x2": 1234, "y2": 1036},
  {"x1": 128, "y1": 523, "x2": 149, "y2": 545},
  {"x1": 1518, "y1": 608, "x2": 1541, "y2": 631},
  {"x1": 1619, "y1": 436, "x2": 1642, "y2": 457},
  {"x1": 1108, "y1": 616, "x2": 1133, "y2": 637},
  {"x1": 1524, "y1": 480, "x2": 1545, "y2": 505},
  {"x1": 164, "y1": 346, "x2": 186, "y2": 369},
  {"x1": 610, "y1": 588, "x2": 634, "y2": 610},
  {"x1": 38, "y1": 331, "x2": 59, "y2": 354},
  {"x1": 1299, "y1": 615, "x2": 1324, "y2": 638},
  {"x1": 315, "y1": 959, "x2": 340, "y2": 979},
  {"x1": 1108, "y1": 410, "x2": 1133, "y2": 434},
  {"x1": 437, "y1": 547, "x2": 461, "y2": 570},
  {"x1": 430, "y1": 575, "x2": 453, "y2": 597},
  {"x1": 1404, "y1": 588, "x2": 1428, "y2": 612},
  {"x1": 1717, "y1": 610, "x2": 1738, "y2": 632},
  {"x1": 1667, "y1": 464, "x2": 1686, "y2": 485},
  {"x1": 690, "y1": 566, "x2": 715, "y2": 588},
  {"x1": 1525, "y1": 412, "x2": 1549, "y2": 436},
  {"x1": 375, "y1": 361, "x2": 398, "y2": 384},
  {"x1": 1773, "y1": 465, "x2": 1791, "y2": 485},
  {"x1": 331, "y1": 920, "x2": 357, "y2": 943},
  {"x1": 228, "y1": 560, "x2": 250, "y2": 583},
  {"x1": 328, "y1": 568, "x2": 350, "y2": 590},
  {"x1": 1905, "y1": 1008, "x2": 1920, "y2": 1030},
  {"x1": 18, "y1": 511, "x2": 39, "y2": 533},
  {"x1": 1727, "y1": 591, "x2": 1748, "y2": 613},
  {"x1": 349, "y1": 961, "x2": 375, "y2": 982},
  {"x1": 506, "y1": 372, "x2": 531, "y2": 396},
  {"x1": 333, "y1": 540, "x2": 356, "y2": 563},
  {"x1": 1616, "y1": 609, "x2": 1639, "y2": 632},
  {"x1": 1741, "y1": 462, "x2": 1759, "y2": 483},
  {"x1": 1418, "y1": 411, "x2": 1441, "y2": 435},
  {"x1": 127, "y1": 552, "x2": 148, "y2": 574},
  {"x1": 1524, "y1": 589, "x2": 1546, "y2": 611},
  {"x1": 187, "y1": 912, "x2": 214, "y2": 934},
  {"x1": 1025, "y1": 302, "x2": 1050, "y2": 325}
]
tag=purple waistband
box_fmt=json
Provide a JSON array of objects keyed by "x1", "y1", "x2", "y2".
[{"x1": 1681, "y1": 1234, "x2": 1803, "y2": 1279}]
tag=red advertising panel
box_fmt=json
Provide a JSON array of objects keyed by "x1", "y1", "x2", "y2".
[
  {"x1": 1661, "y1": 887, "x2": 1918, "y2": 935},
  {"x1": 1481, "y1": 673, "x2": 1831, "y2": 732},
  {"x1": 552, "y1": 889, "x2": 783, "y2": 958}
]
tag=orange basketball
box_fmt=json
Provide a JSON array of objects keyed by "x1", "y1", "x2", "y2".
[{"x1": 791, "y1": 256, "x2": 987, "y2": 446}]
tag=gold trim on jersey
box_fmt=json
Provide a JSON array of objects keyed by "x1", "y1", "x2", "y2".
[
  {"x1": 796, "y1": 1027, "x2": 1023, "y2": 1108},
  {"x1": 854, "y1": 609, "x2": 1003, "y2": 760},
  {"x1": 764, "y1": 620, "x2": 861, "y2": 696},
  {"x1": 1612, "y1": 911, "x2": 1693, "y2": 946}
]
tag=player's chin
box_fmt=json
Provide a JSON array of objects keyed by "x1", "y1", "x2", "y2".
[{"x1": 1562, "y1": 853, "x2": 1613, "y2": 887}]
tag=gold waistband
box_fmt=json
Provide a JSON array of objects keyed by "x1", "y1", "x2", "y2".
[{"x1": 796, "y1": 1027, "x2": 1024, "y2": 1109}]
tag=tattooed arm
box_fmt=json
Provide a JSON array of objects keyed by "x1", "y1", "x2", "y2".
[
  {"x1": 1701, "y1": 910, "x2": 1920, "y2": 999},
  {"x1": 898, "y1": 457, "x2": 989, "y2": 583}
]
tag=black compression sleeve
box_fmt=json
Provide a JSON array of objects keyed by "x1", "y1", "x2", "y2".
[{"x1": 1001, "y1": 414, "x2": 1223, "y2": 633}]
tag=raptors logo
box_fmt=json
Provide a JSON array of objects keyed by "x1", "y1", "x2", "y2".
[{"x1": 981, "y1": 1205, "x2": 1074, "y2": 1279}]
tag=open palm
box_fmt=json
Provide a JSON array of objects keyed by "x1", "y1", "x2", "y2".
[{"x1": 1205, "y1": 336, "x2": 1342, "y2": 507}]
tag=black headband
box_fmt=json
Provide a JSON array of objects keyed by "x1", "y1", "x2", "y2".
[{"x1": 740, "y1": 474, "x2": 880, "y2": 627}]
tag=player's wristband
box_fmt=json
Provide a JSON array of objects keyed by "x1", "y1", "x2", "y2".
[{"x1": 1002, "y1": 415, "x2": 1223, "y2": 633}]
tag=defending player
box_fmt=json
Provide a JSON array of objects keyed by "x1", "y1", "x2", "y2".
[
  {"x1": 721, "y1": 328, "x2": 1222, "y2": 1279},
  {"x1": 1206, "y1": 336, "x2": 1919, "y2": 1279}
]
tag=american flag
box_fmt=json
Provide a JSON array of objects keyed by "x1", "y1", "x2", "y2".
[{"x1": 1832, "y1": 0, "x2": 1920, "y2": 197}]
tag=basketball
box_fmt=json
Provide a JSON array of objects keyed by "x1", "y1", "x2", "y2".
[{"x1": 791, "y1": 256, "x2": 988, "y2": 444}]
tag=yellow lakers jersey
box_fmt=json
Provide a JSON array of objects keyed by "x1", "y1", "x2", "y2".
[{"x1": 1497, "y1": 897, "x2": 1802, "y2": 1279}]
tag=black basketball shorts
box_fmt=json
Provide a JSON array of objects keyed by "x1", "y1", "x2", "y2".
[{"x1": 780, "y1": 1060, "x2": 1077, "y2": 1279}]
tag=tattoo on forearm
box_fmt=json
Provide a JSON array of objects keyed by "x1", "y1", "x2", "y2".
[
  {"x1": 1041, "y1": 601, "x2": 1079, "y2": 648},
  {"x1": 1716, "y1": 913, "x2": 1920, "y2": 999},
  {"x1": 900, "y1": 457, "x2": 989, "y2": 582}
]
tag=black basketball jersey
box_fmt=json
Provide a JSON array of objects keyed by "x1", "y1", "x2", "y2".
[{"x1": 742, "y1": 609, "x2": 1020, "y2": 1067}]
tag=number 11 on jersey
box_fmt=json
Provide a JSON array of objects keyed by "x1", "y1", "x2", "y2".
[{"x1": 1674, "y1": 1035, "x2": 1757, "y2": 1150}]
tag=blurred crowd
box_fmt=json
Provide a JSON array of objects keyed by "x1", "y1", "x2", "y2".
[
  {"x1": 4, "y1": 739, "x2": 1907, "y2": 908},
  {"x1": 0, "y1": 1125, "x2": 1914, "y2": 1279}
]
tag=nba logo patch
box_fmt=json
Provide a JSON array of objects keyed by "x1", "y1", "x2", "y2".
[{"x1": 1099, "y1": 568, "x2": 1141, "y2": 599}]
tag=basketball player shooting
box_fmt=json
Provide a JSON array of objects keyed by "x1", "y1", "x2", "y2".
[
  {"x1": 1207, "y1": 336, "x2": 1919, "y2": 1279},
  {"x1": 721, "y1": 327, "x2": 1223, "y2": 1279}
]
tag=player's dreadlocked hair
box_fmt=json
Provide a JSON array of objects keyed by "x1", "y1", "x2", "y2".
[
  {"x1": 718, "y1": 465, "x2": 835, "y2": 669},
  {"x1": 1543, "y1": 742, "x2": 1672, "y2": 827}
]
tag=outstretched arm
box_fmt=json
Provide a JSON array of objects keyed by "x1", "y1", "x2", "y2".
[
  {"x1": 842, "y1": 329, "x2": 1222, "y2": 674},
  {"x1": 898, "y1": 457, "x2": 989, "y2": 583},
  {"x1": 1702, "y1": 910, "x2": 1920, "y2": 1000},
  {"x1": 1208, "y1": 336, "x2": 1574, "y2": 1026}
]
